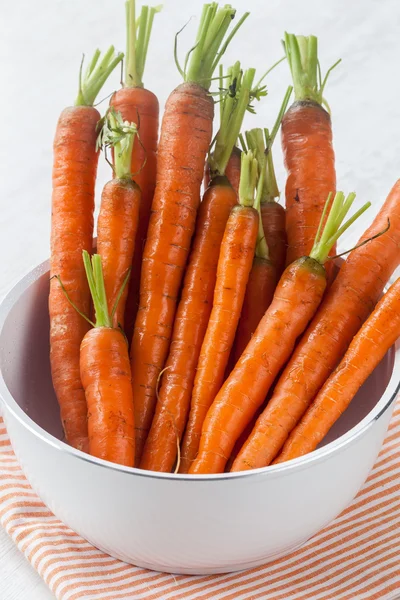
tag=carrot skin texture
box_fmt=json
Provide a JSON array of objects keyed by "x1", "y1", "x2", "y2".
[
  {"x1": 232, "y1": 180, "x2": 400, "y2": 471},
  {"x1": 49, "y1": 106, "x2": 99, "y2": 452},
  {"x1": 275, "y1": 278, "x2": 400, "y2": 462},
  {"x1": 181, "y1": 205, "x2": 259, "y2": 473},
  {"x1": 282, "y1": 101, "x2": 336, "y2": 268},
  {"x1": 232, "y1": 256, "x2": 277, "y2": 364},
  {"x1": 111, "y1": 88, "x2": 159, "y2": 341},
  {"x1": 97, "y1": 179, "x2": 141, "y2": 328},
  {"x1": 204, "y1": 147, "x2": 241, "y2": 195},
  {"x1": 130, "y1": 82, "x2": 214, "y2": 464},
  {"x1": 140, "y1": 178, "x2": 237, "y2": 472},
  {"x1": 261, "y1": 202, "x2": 287, "y2": 278},
  {"x1": 191, "y1": 257, "x2": 327, "y2": 475},
  {"x1": 81, "y1": 328, "x2": 135, "y2": 466}
]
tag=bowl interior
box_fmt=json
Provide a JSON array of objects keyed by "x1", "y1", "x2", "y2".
[{"x1": 0, "y1": 269, "x2": 395, "y2": 450}]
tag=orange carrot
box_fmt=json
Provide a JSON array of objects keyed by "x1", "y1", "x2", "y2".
[
  {"x1": 224, "y1": 146, "x2": 242, "y2": 194},
  {"x1": 275, "y1": 277, "x2": 400, "y2": 463},
  {"x1": 282, "y1": 34, "x2": 340, "y2": 278},
  {"x1": 111, "y1": 1, "x2": 161, "y2": 343},
  {"x1": 79, "y1": 252, "x2": 134, "y2": 467},
  {"x1": 232, "y1": 159, "x2": 276, "y2": 363},
  {"x1": 96, "y1": 110, "x2": 141, "y2": 328},
  {"x1": 130, "y1": 4, "x2": 249, "y2": 464},
  {"x1": 231, "y1": 181, "x2": 400, "y2": 471},
  {"x1": 141, "y1": 65, "x2": 261, "y2": 473},
  {"x1": 49, "y1": 48, "x2": 123, "y2": 451},
  {"x1": 189, "y1": 191, "x2": 370, "y2": 474},
  {"x1": 204, "y1": 146, "x2": 242, "y2": 193},
  {"x1": 180, "y1": 151, "x2": 260, "y2": 473}
]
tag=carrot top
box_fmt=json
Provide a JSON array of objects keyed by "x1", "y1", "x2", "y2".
[
  {"x1": 310, "y1": 192, "x2": 371, "y2": 264},
  {"x1": 209, "y1": 63, "x2": 263, "y2": 177},
  {"x1": 125, "y1": 0, "x2": 161, "y2": 88},
  {"x1": 238, "y1": 149, "x2": 270, "y2": 259},
  {"x1": 238, "y1": 150, "x2": 259, "y2": 208},
  {"x1": 241, "y1": 86, "x2": 292, "y2": 204},
  {"x1": 75, "y1": 47, "x2": 124, "y2": 107},
  {"x1": 82, "y1": 251, "x2": 130, "y2": 328},
  {"x1": 283, "y1": 33, "x2": 341, "y2": 109},
  {"x1": 177, "y1": 3, "x2": 249, "y2": 90},
  {"x1": 97, "y1": 110, "x2": 138, "y2": 179}
]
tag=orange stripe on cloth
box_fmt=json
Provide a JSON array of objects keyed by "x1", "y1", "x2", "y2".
[{"x1": 0, "y1": 402, "x2": 400, "y2": 600}]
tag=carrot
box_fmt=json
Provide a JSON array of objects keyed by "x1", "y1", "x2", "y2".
[
  {"x1": 231, "y1": 160, "x2": 276, "y2": 363},
  {"x1": 204, "y1": 147, "x2": 241, "y2": 193},
  {"x1": 79, "y1": 252, "x2": 134, "y2": 467},
  {"x1": 111, "y1": 1, "x2": 161, "y2": 344},
  {"x1": 224, "y1": 146, "x2": 242, "y2": 194},
  {"x1": 189, "y1": 191, "x2": 370, "y2": 474},
  {"x1": 282, "y1": 34, "x2": 340, "y2": 278},
  {"x1": 141, "y1": 65, "x2": 261, "y2": 473},
  {"x1": 177, "y1": 151, "x2": 260, "y2": 474},
  {"x1": 49, "y1": 48, "x2": 123, "y2": 452},
  {"x1": 96, "y1": 110, "x2": 141, "y2": 328},
  {"x1": 275, "y1": 277, "x2": 400, "y2": 463},
  {"x1": 130, "y1": 3, "x2": 249, "y2": 465},
  {"x1": 231, "y1": 182, "x2": 400, "y2": 472}
]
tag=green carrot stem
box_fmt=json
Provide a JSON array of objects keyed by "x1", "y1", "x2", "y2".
[
  {"x1": 239, "y1": 150, "x2": 258, "y2": 208},
  {"x1": 283, "y1": 32, "x2": 341, "y2": 108},
  {"x1": 125, "y1": 0, "x2": 161, "y2": 88},
  {"x1": 54, "y1": 276, "x2": 95, "y2": 328},
  {"x1": 98, "y1": 109, "x2": 138, "y2": 179},
  {"x1": 110, "y1": 268, "x2": 132, "y2": 322},
  {"x1": 184, "y1": 3, "x2": 249, "y2": 90},
  {"x1": 75, "y1": 46, "x2": 124, "y2": 107},
  {"x1": 83, "y1": 251, "x2": 112, "y2": 328},
  {"x1": 310, "y1": 192, "x2": 371, "y2": 264},
  {"x1": 253, "y1": 170, "x2": 269, "y2": 259},
  {"x1": 209, "y1": 64, "x2": 256, "y2": 176},
  {"x1": 253, "y1": 55, "x2": 286, "y2": 91}
]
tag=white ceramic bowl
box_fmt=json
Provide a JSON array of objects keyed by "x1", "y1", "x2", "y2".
[{"x1": 0, "y1": 259, "x2": 398, "y2": 574}]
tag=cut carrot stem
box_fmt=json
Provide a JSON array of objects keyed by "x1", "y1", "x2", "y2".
[
  {"x1": 275, "y1": 277, "x2": 400, "y2": 463},
  {"x1": 189, "y1": 191, "x2": 369, "y2": 474},
  {"x1": 131, "y1": 2, "x2": 248, "y2": 465}
]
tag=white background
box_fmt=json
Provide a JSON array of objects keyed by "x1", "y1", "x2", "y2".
[{"x1": 1, "y1": 0, "x2": 399, "y2": 597}]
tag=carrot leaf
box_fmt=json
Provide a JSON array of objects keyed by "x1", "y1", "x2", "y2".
[
  {"x1": 209, "y1": 64, "x2": 258, "y2": 177},
  {"x1": 310, "y1": 192, "x2": 371, "y2": 264},
  {"x1": 125, "y1": 0, "x2": 162, "y2": 88},
  {"x1": 82, "y1": 251, "x2": 112, "y2": 328},
  {"x1": 75, "y1": 47, "x2": 124, "y2": 107},
  {"x1": 97, "y1": 109, "x2": 137, "y2": 179},
  {"x1": 184, "y1": 3, "x2": 249, "y2": 90},
  {"x1": 283, "y1": 32, "x2": 341, "y2": 108}
]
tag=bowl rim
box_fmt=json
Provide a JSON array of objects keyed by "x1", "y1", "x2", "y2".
[{"x1": 0, "y1": 258, "x2": 399, "y2": 482}]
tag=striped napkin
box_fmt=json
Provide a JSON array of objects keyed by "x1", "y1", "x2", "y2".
[{"x1": 1, "y1": 405, "x2": 400, "y2": 600}]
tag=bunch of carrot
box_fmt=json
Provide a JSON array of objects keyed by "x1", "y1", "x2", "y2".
[{"x1": 49, "y1": 1, "x2": 400, "y2": 474}]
